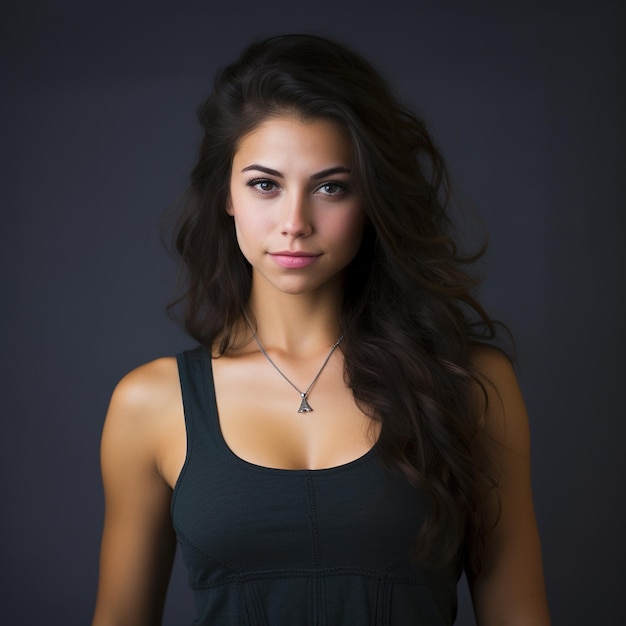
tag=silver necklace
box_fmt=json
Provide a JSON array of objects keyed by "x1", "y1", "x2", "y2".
[{"x1": 247, "y1": 320, "x2": 344, "y2": 413}]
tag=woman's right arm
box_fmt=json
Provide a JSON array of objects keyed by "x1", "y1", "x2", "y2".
[{"x1": 92, "y1": 361, "x2": 180, "y2": 626}]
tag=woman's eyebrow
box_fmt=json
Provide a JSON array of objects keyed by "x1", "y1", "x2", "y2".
[
  {"x1": 311, "y1": 166, "x2": 351, "y2": 180},
  {"x1": 241, "y1": 164, "x2": 282, "y2": 177},
  {"x1": 240, "y1": 164, "x2": 351, "y2": 179}
]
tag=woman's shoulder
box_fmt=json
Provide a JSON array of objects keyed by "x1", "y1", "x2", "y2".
[
  {"x1": 469, "y1": 343, "x2": 514, "y2": 377},
  {"x1": 468, "y1": 344, "x2": 529, "y2": 449},
  {"x1": 105, "y1": 356, "x2": 181, "y2": 433},
  {"x1": 100, "y1": 357, "x2": 184, "y2": 481},
  {"x1": 468, "y1": 344, "x2": 520, "y2": 403},
  {"x1": 113, "y1": 356, "x2": 179, "y2": 401}
]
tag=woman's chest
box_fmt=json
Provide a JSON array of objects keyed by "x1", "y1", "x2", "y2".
[
  {"x1": 173, "y1": 452, "x2": 426, "y2": 573},
  {"x1": 212, "y1": 354, "x2": 379, "y2": 471}
]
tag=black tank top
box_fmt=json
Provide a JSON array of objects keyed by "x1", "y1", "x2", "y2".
[{"x1": 172, "y1": 346, "x2": 460, "y2": 625}]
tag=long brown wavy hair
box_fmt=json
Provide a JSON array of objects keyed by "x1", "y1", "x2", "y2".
[{"x1": 168, "y1": 33, "x2": 506, "y2": 575}]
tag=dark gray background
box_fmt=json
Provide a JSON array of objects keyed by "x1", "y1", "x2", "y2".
[{"x1": 2, "y1": 1, "x2": 624, "y2": 624}]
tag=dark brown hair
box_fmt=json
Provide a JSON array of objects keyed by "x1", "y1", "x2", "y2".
[{"x1": 169, "y1": 33, "x2": 504, "y2": 574}]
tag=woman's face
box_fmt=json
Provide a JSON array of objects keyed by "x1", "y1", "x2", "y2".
[{"x1": 227, "y1": 115, "x2": 365, "y2": 298}]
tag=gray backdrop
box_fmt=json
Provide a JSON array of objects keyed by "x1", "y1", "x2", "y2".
[{"x1": 2, "y1": 1, "x2": 624, "y2": 624}]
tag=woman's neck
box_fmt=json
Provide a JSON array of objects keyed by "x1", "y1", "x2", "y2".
[{"x1": 245, "y1": 286, "x2": 343, "y2": 357}]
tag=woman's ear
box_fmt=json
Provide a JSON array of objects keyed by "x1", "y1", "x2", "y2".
[{"x1": 226, "y1": 194, "x2": 234, "y2": 216}]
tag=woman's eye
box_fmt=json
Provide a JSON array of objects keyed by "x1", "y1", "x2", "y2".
[
  {"x1": 247, "y1": 178, "x2": 278, "y2": 194},
  {"x1": 318, "y1": 182, "x2": 346, "y2": 196}
]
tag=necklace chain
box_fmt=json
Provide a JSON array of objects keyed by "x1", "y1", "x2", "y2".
[{"x1": 245, "y1": 315, "x2": 343, "y2": 413}]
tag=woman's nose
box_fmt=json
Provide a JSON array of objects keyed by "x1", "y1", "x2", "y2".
[{"x1": 280, "y1": 192, "x2": 313, "y2": 238}]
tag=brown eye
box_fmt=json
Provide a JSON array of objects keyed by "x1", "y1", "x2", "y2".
[
  {"x1": 318, "y1": 182, "x2": 347, "y2": 196},
  {"x1": 246, "y1": 178, "x2": 279, "y2": 194}
]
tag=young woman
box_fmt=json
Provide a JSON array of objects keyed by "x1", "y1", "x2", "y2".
[{"x1": 92, "y1": 34, "x2": 550, "y2": 625}]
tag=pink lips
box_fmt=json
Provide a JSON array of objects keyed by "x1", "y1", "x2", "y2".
[{"x1": 269, "y1": 252, "x2": 320, "y2": 269}]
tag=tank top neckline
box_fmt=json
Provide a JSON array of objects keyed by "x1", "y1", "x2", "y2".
[{"x1": 199, "y1": 345, "x2": 380, "y2": 476}]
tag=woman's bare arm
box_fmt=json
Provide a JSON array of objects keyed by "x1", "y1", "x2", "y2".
[
  {"x1": 92, "y1": 359, "x2": 181, "y2": 626},
  {"x1": 468, "y1": 348, "x2": 551, "y2": 626}
]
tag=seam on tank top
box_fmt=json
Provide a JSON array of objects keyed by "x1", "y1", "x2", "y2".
[
  {"x1": 307, "y1": 575, "x2": 325, "y2": 626},
  {"x1": 251, "y1": 580, "x2": 269, "y2": 626},
  {"x1": 307, "y1": 576, "x2": 315, "y2": 626},
  {"x1": 372, "y1": 575, "x2": 392, "y2": 626},
  {"x1": 319, "y1": 576, "x2": 327, "y2": 626},
  {"x1": 175, "y1": 532, "x2": 239, "y2": 574},
  {"x1": 235, "y1": 579, "x2": 248, "y2": 626},
  {"x1": 240, "y1": 579, "x2": 268, "y2": 626},
  {"x1": 382, "y1": 575, "x2": 392, "y2": 626},
  {"x1": 190, "y1": 566, "x2": 434, "y2": 590},
  {"x1": 372, "y1": 577, "x2": 381, "y2": 626},
  {"x1": 305, "y1": 477, "x2": 321, "y2": 568}
]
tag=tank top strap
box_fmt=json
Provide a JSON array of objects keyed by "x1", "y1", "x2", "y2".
[{"x1": 176, "y1": 345, "x2": 220, "y2": 445}]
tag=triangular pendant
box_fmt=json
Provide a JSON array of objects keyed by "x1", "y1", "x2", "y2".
[{"x1": 298, "y1": 393, "x2": 313, "y2": 413}]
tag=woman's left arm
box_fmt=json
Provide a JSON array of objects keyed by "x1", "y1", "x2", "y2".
[{"x1": 468, "y1": 348, "x2": 551, "y2": 626}]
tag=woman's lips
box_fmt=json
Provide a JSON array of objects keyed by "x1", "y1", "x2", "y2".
[{"x1": 269, "y1": 252, "x2": 321, "y2": 269}]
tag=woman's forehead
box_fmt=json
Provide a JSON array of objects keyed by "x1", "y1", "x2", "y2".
[{"x1": 232, "y1": 116, "x2": 353, "y2": 175}]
